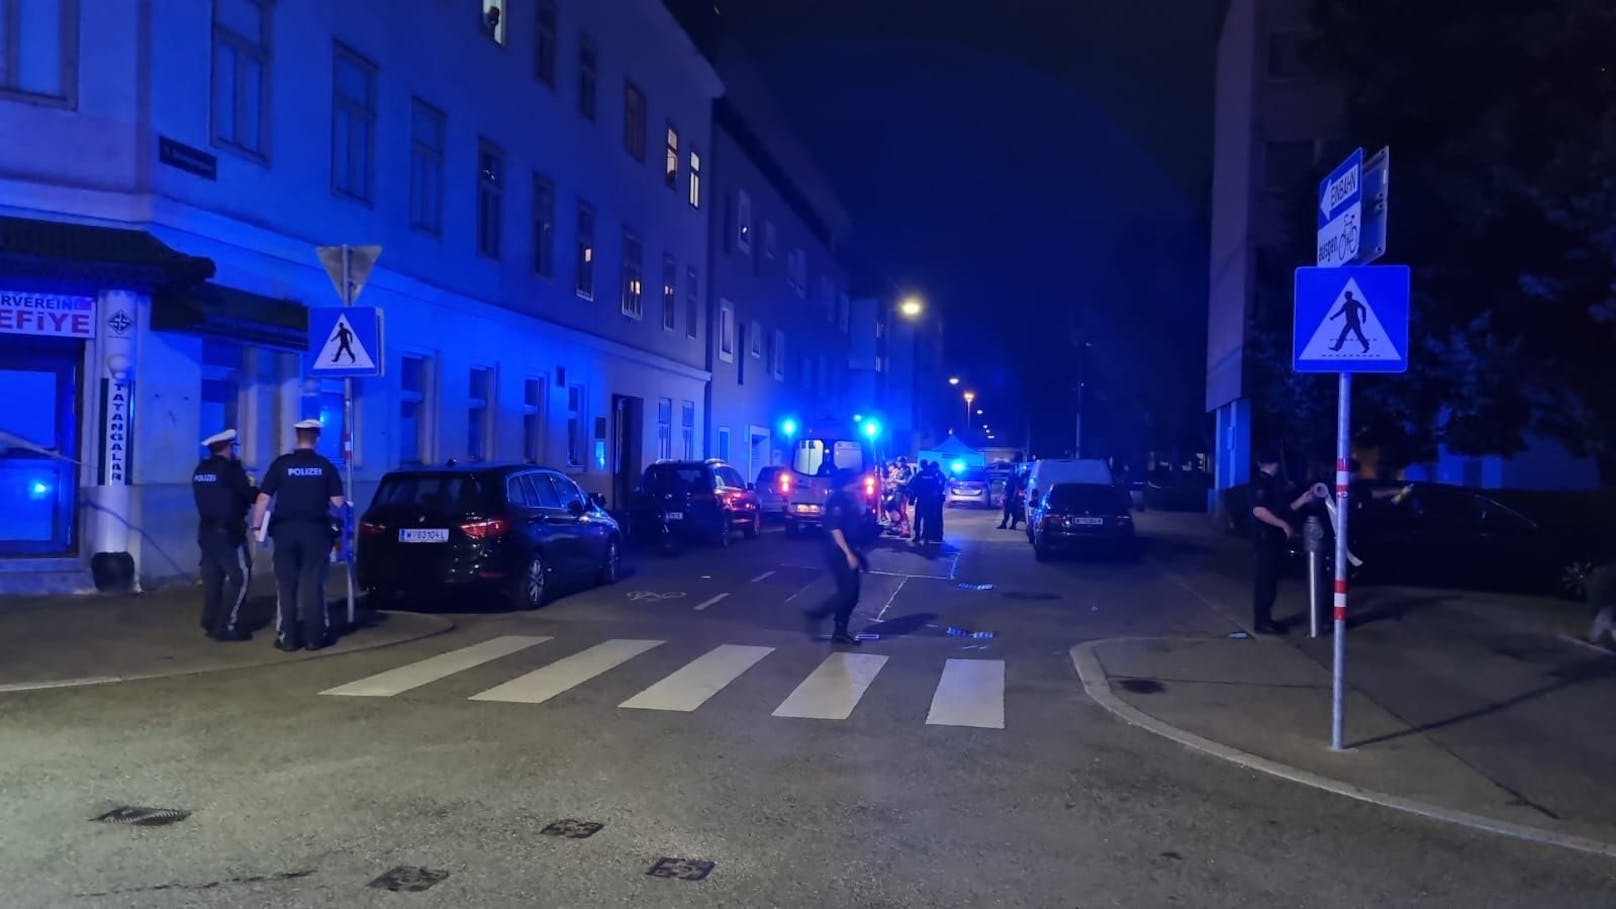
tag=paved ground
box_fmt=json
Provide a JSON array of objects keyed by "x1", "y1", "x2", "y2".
[{"x1": 2, "y1": 509, "x2": 1614, "y2": 906}]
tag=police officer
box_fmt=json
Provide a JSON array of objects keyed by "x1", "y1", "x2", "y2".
[
  {"x1": 192, "y1": 428, "x2": 256, "y2": 641},
  {"x1": 1250, "y1": 449, "x2": 1322, "y2": 635},
  {"x1": 252, "y1": 419, "x2": 345, "y2": 652},
  {"x1": 997, "y1": 453, "x2": 1025, "y2": 530},
  {"x1": 803, "y1": 468, "x2": 868, "y2": 646}
]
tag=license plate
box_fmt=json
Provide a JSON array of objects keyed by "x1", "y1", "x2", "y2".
[
  {"x1": 1074, "y1": 517, "x2": 1104, "y2": 526},
  {"x1": 666, "y1": 512, "x2": 684, "y2": 521},
  {"x1": 399, "y1": 528, "x2": 449, "y2": 543}
]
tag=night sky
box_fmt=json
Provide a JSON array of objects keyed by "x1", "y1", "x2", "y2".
[{"x1": 709, "y1": 0, "x2": 1219, "y2": 459}]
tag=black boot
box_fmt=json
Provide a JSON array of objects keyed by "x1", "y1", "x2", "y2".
[
  {"x1": 274, "y1": 636, "x2": 303, "y2": 653},
  {"x1": 831, "y1": 627, "x2": 861, "y2": 646}
]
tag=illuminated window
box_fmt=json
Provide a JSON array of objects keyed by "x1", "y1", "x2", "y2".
[
  {"x1": 620, "y1": 230, "x2": 644, "y2": 319},
  {"x1": 575, "y1": 201, "x2": 595, "y2": 299},
  {"x1": 480, "y1": 0, "x2": 505, "y2": 45},
  {"x1": 211, "y1": 0, "x2": 268, "y2": 155},
  {"x1": 688, "y1": 148, "x2": 702, "y2": 207},
  {"x1": 664, "y1": 124, "x2": 679, "y2": 188}
]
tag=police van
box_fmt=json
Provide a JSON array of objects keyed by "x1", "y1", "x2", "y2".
[{"x1": 780, "y1": 432, "x2": 881, "y2": 539}]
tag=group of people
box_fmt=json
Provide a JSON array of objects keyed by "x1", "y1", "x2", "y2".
[
  {"x1": 878, "y1": 457, "x2": 946, "y2": 545},
  {"x1": 190, "y1": 418, "x2": 351, "y2": 652}
]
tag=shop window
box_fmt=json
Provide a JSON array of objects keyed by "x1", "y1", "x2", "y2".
[
  {"x1": 400, "y1": 354, "x2": 433, "y2": 465},
  {"x1": 656, "y1": 397, "x2": 672, "y2": 460},
  {"x1": 566, "y1": 383, "x2": 585, "y2": 468},
  {"x1": 200, "y1": 338, "x2": 243, "y2": 442}
]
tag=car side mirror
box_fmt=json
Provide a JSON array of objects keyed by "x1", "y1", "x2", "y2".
[
  {"x1": 746, "y1": 482, "x2": 756, "y2": 491},
  {"x1": 567, "y1": 499, "x2": 586, "y2": 516}
]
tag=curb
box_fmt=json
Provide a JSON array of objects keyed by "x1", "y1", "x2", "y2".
[
  {"x1": 1069, "y1": 637, "x2": 1616, "y2": 861},
  {"x1": 0, "y1": 611, "x2": 456, "y2": 694}
]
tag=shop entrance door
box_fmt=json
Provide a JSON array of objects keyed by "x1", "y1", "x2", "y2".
[{"x1": 0, "y1": 338, "x2": 81, "y2": 555}]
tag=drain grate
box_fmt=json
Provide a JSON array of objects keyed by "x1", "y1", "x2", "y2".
[
  {"x1": 93, "y1": 806, "x2": 190, "y2": 827},
  {"x1": 1001, "y1": 591, "x2": 1059, "y2": 601},
  {"x1": 368, "y1": 866, "x2": 449, "y2": 892},
  {"x1": 647, "y1": 857, "x2": 714, "y2": 881},
  {"x1": 1118, "y1": 678, "x2": 1166, "y2": 695},
  {"x1": 541, "y1": 819, "x2": 604, "y2": 839}
]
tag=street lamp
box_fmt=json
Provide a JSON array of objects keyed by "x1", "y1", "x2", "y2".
[
  {"x1": 899, "y1": 296, "x2": 923, "y2": 319},
  {"x1": 948, "y1": 376, "x2": 960, "y2": 386},
  {"x1": 962, "y1": 390, "x2": 975, "y2": 430}
]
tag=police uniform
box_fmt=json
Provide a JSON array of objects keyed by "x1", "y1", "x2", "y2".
[
  {"x1": 803, "y1": 471, "x2": 867, "y2": 645},
  {"x1": 1250, "y1": 466, "x2": 1291, "y2": 632},
  {"x1": 258, "y1": 420, "x2": 344, "y2": 650},
  {"x1": 192, "y1": 429, "x2": 256, "y2": 640}
]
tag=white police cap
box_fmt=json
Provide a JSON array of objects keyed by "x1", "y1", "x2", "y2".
[
  {"x1": 202, "y1": 428, "x2": 237, "y2": 447},
  {"x1": 293, "y1": 419, "x2": 324, "y2": 431}
]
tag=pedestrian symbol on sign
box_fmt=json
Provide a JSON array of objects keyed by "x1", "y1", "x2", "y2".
[
  {"x1": 1329, "y1": 290, "x2": 1369, "y2": 353},
  {"x1": 315, "y1": 313, "x2": 376, "y2": 371},
  {"x1": 331, "y1": 320, "x2": 357, "y2": 364},
  {"x1": 1295, "y1": 277, "x2": 1401, "y2": 364}
]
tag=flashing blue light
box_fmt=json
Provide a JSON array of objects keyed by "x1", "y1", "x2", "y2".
[
  {"x1": 861, "y1": 419, "x2": 881, "y2": 439},
  {"x1": 852, "y1": 413, "x2": 863, "y2": 423},
  {"x1": 780, "y1": 417, "x2": 799, "y2": 437},
  {"x1": 950, "y1": 460, "x2": 966, "y2": 474},
  {"x1": 27, "y1": 480, "x2": 51, "y2": 500}
]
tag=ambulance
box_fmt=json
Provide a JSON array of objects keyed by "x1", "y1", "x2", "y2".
[{"x1": 779, "y1": 426, "x2": 882, "y2": 539}]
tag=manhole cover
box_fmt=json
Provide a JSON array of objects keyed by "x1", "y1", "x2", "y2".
[
  {"x1": 1118, "y1": 678, "x2": 1166, "y2": 695},
  {"x1": 368, "y1": 866, "x2": 449, "y2": 892},
  {"x1": 647, "y1": 857, "x2": 714, "y2": 881},
  {"x1": 541, "y1": 819, "x2": 604, "y2": 839},
  {"x1": 1001, "y1": 591, "x2": 1059, "y2": 601},
  {"x1": 93, "y1": 806, "x2": 190, "y2": 827}
]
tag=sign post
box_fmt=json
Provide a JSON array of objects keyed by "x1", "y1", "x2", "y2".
[{"x1": 314, "y1": 245, "x2": 382, "y2": 627}]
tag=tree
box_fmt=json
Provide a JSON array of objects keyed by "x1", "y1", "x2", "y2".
[{"x1": 1306, "y1": 0, "x2": 1616, "y2": 479}]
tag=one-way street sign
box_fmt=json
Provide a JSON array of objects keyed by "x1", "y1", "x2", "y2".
[
  {"x1": 1293, "y1": 265, "x2": 1410, "y2": 374},
  {"x1": 1316, "y1": 148, "x2": 1364, "y2": 267}
]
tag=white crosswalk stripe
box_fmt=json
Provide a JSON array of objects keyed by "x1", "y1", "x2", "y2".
[
  {"x1": 619, "y1": 644, "x2": 775, "y2": 712},
  {"x1": 770, "y1": 652, "x2": 889, "y2": 721},
  {"x1": 469, "y1": 639, "x2": 663, "y2": 705},
  {"x1": 320, "y1": 635, "x2": 551, "y2": 698},
  {"x1": 925, "y1": 658, "x2": 1005, "y2": 729}
]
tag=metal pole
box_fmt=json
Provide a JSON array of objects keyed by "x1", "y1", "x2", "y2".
[
  {"x1": 1330, "y1": 372, "x2": 1352, "y2": 750},
  {"x1": 1307, "y1": 551, "x2": 1322, "y2": 639},
  {"x1": 341, "y1": 245, "x2": 357, "y2": 627}
]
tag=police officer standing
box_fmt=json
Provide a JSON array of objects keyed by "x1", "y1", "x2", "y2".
[
  {"x1": 803, "y1": 468, "x2": 869, "y2": 646},
  {"x1": 997, "y1": 453, "x2": 1025, "y2": 530},
  {"x1": 251, "y1": 419, "x2": 345, "y2": 652},
  {"x1": 192, "y1": 428, "x2": 256, "y2": 641},
  {"x1": 1250, "y1": 449, "x2": 1322, "y2": 635}
]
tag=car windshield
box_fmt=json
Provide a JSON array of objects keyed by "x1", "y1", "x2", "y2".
[
  {"x1": 645, "y1": 465, "x2": 709, "y2": 493},
  {"x1": 1046, "y1": 483, "x2": 1128, "y2": 513},
  {"x1": 956, "y1": 468, "x2": 988, "y2": 483},
  {"x1": 373, "y1": 474, "x2": 485, "y2": 512}
]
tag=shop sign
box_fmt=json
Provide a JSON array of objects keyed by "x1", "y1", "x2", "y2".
[
  {"x1": 0, "y1": 290, "x2": 97, "y2": 339},
  {"x1": 99, "y1": 378, "x2": 133, "y2": 486}
]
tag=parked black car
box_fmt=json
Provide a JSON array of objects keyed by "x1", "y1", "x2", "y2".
[
  {"x1": 627, "y1": 459, "x2": 761, "y2": 550},
  {"x1": 1029, "y1": 482, "x2": 1138, "y2": 561},
  {"x1": 357, "y1": 464, "x2": 622, "y2": 609}
]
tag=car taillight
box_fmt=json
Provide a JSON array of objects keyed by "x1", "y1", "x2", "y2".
[
  {"x1": 461, "y1": 518, "x2": 507, "y2": 539},
  {"x1": 359, "y1": 520, "x2": 386, "y2": 537},
  {"x1": 863, "y1": 476, "x2": 877, "y2": 497},
  {"x1": 779, "y1": 475, "x2": 791, "y2": 494}
]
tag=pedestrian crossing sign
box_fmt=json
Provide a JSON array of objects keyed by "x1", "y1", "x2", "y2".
[
  {"x1": 1292, "y1": 265, "x2": 1411, "y2": 374},
  {"x1": 307, "y1": 307, "x2": 383, "y2": 378}
]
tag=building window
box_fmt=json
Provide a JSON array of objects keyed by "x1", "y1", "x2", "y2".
[
  {"x1": 477, "y1": 140, "x2": 504, "y2": 258},
  {"x1": 467, "y1": 367, "x2": 493, "y2": 460},
  {"x1": 400, "y1": 354, "x2": 433, "y2": 465},
  {"x1": 409, "y1": 98, "x2": 445, "y2": 235},
  {"x1": 1267, "y1": 30, "x2": 1319, "y2": 81},
  {"x1": 717, "y1": 426, "x2": 730, "y2": 462},
  {"x1": 786, "y1": 249, "x2": 806, "y2": 296},
  {"x1": 522, "y1": 377, "x2": 544, "y2": 462},
  {"x1": 688, "y1": 148, "x2": 702, "y2": 208},
  {"x1": 681, "y1": 402, "x2": 695, "y2": 459},
  {"x1": 1264, "y1": 140, "x2": 1316, "y2": 193},
  {"x1": 535, "y1": 0, "x2": 558, "y2": 87},
  {"x1": 480, "y1": 0, "x2": 505, "y2": 45},
  {"x1": 684, "y1": 266, "x2": 699, "y2": 338},
  {"x1": 819, "y1": 276, "x2": 834, "y2": 322},
  {"x1": 575, "y1": 201, "x2": 595, "y2": 299},
  {"x1": 623, "y1": 81, "x2": 646, "y2": 161},
  {"x1": 210, "y1": 0, "x2": 269, "y2": 156},
  {"x1": 734, "y1": 190, "x2": 753, "y2": 254},
  {"x1": 0, "y1": 0, "x2": 77, "y2": 103},
  {"x1": 763, "y1": 221, "x2": 777, "y2": 260},
  {"x1": 661, "y1": 253, "x2": 677, "y2": 331},
  {"x1": 201, "y1": 339, "x2": 243, "y2": 455},
  {"x1": 770, "y1": 330, "x2": 785, "y2": 380},
  {"x1": 664, "y1": 124, "x2": 679, "y2": 188},
  {"x1": 331, "y1": 43, "x2": 376, "y2": 202},
  {"x1": 620, "y1": 230, "x2": 644, "y2": 318},
  {"x1": 532, "y1": 173, "x2": 555, "y2": 276},
  {"x1": 718, "y1": 302, "x2": 735, "y2": 362},
  {"x1": 566, "y1": 384, "x2": 585, "y2": 468},
  {"x1": 578, "y1": 36, "x2": 597, "y2": 121},
  {"x1": 749, "y1": 320, "x2": 763, "y2": 359},
  {"x1": 656, "y1": 398, "x2": 672, "y2": 460}
]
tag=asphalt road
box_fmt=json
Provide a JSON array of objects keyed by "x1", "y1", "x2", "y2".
[{"x1": 1, "y1": 509, "x2": 1613, "y2": 907}]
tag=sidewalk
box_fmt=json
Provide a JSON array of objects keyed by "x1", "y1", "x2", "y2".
[
  {"x1": 1082, "y1": 511, "x2": 1616, "y2": 856},
  {"x1": 0, "y1": 576, "x2": 453, "y2": 692}
]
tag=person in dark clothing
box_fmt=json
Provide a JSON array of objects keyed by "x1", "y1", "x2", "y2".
[
  {"x1": 997, "y1": 454, "x2": 1025, "y2": 530},
  {"x1": 914, "y1": 461, "x2": 947, "y2": 544},
  {"x1": 803, "y1": 469, "x2": 869, "y2": 645},
  {"x1": 1250, "y1": 452, "x2": 1322, "y2": 635},
  {"x1": 192, "y1": 428, "x2": 256, "y2": 641},
  {"x1": 252, "y1": 419, "x2": 346, "y2": 652}
]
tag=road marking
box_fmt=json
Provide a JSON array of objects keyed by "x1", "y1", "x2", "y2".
[
  {"x1": 875, "y1": 576, "x2": 909, "y2": 622},
  {"x1": 468, "y1": 639, "x2": 663, "y2": 704},
  {"x1": 771, "y1": 652, "x2": 889, "y2": 720},
  {"x1": 319, "y1": 635, "x2": 550, "y2": 698},
  {"x1": 693, "y1": 593, "x2": 729, "y2": 611},
  {"x1": 750, "y1": 570, "x2": 777, "y2": 583},
  {"x1": 925, "y1": 659, "x2": 1005, "y2": 729},
  {"x1": 619, "y1": 644, "x2": 775, "y2": 712}
]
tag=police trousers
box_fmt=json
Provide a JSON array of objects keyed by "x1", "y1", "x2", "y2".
[
  {"x1": 199, "y1": 529, "x2": 251, "y2": 635},
  {"x1": 271, "y1": 522, "x2": 332, "y2": 643}
]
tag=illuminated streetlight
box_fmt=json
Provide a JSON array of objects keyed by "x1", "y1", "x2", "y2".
[
  {"x1": 962, "y1": 391, "x2": 975, "y2": 429},
  {"x1": 948, "y1": 376, "x2": 960, "y2": 386},
  {"x1": 975, "y1": 409, "x2": 984, "y2": 415},
  {"x1": 899, "y1": 296, "x2": 924, "y2": 318}
]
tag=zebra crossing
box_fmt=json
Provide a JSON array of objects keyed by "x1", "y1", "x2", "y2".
[{"x1": 319, "y1": 635, "x2": 1007, "y2": 729}]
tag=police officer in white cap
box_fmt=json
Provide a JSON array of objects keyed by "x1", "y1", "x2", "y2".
[
  {"x1": 251, "y1": 419, "x2": 345, "y2": 651},
  {"x1": 191, "y1": 428, "x2": 256, "y2": 641}
]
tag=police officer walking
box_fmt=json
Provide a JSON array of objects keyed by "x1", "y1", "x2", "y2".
[
  {"x1": 997, "y1": 453, "x2": 1025, "y2": 530},
  {"x1": 1250, "y1": 449, "x2": 1322, "y2": 635},
  {"x1": 803, "y1": 468, "x2": 869, "y2": 646},
  {"x1": 251, "y1": 419, "x2": 346, "y2": 652},
  {"x1": 192, "y1": 428, "x2": 256, "y2": 641}
]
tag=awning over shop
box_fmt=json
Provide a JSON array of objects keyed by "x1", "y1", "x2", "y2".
[
  {"x1": 151, "y1": 282, "x2": 308, "y2": 352},
  {"x1": 0, "y1": 215, "x2": 214, "y2": 291}
]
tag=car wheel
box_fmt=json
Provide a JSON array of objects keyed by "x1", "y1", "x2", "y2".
[
  {"x1": 597, "y1": 538, "x2": 622, "y2": 586},
  {"x1": 744, "y1": 513, "x2": 761, "y2": 539},
  {"x1": 511, "y1": 553, "x2": 547, "y2": 610},
  {"x1": 714, "y1": 517, "x2": 731, "y2": 548}
]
